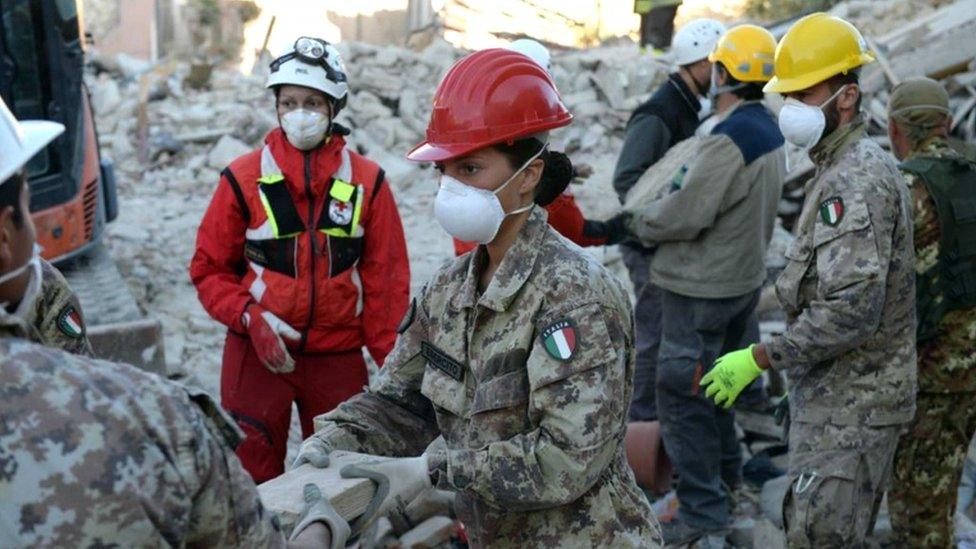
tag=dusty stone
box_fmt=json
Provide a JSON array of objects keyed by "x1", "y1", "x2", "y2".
[
  {"x1": 207, "y1": 135, "x2": 250, "y2": 169},
  {"x1": 760, "y1": 475, "x2": 790, "y2": 527},
  {"x1": 398, "y1": 516, "x2": 455, "y2": 548},
  {"x1": 752, "y1": 517, "x2": 787, "y2": 549}
]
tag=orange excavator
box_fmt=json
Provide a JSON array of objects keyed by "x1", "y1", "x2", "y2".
[{"x1": 1, "y1": 0, "x2": 164, "y2": 372}]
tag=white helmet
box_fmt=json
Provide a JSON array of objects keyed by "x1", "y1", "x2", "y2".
[
  {"x1": 0, "y1": 97, "x2": 64, "y2": 184},
  {"x1": 507, "y1": 38, "x2": 551, "y2": 75},
  {"x1": 266, "y1": 37, "x2": 349, "y2": 114},
  {"x1": 671, "y1": 19, "x2": 727, "y2": 66}
]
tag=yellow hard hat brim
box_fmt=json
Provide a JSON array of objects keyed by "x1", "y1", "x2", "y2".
[{"x1": 764, "y1": 52, "x2": 875, "y2": 93}]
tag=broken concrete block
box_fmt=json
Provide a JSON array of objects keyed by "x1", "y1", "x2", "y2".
[
  {"x1": 207, "y1": 135, "x2": 250, "y2": 170},
  {"x1": 760, "y1": 475, "x2": 790, "y2": 528},
  {"x1": 92, "y1": 76, "x2": 122, "y2": 115},
  {"x1": 398, "y1": 516, "x2": 455, "y2": 549},
  {"x1": 752, "y1": 517, "x2": 786, "y2": 549},
  {"x1": 257, "y1": 450, "x2": 377, "y2": 536}
]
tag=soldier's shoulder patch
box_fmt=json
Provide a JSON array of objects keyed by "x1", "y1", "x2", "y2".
[
  {"x1": 397, "y1": 298, "x2": 416, "y2": 334},
  {"x1": 56, "y1": 305, "x2": 85, "y2": 339},
  {"x1": 540, "y1": 319, "x2": 577, "y2": 362},
  {"x1": 819, "y1": 196, "x2": 844, "y2": 226}
]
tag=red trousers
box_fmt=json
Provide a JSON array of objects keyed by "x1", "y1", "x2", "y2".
[{"x1": 220, "y1": 332, "x2": 368, "y2": 484}]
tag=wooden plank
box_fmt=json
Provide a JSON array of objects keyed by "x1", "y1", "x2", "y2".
[
  {"x1": 398, "y1": 516, "x2": 456, "y2": 548},
  {"x1": 257, "y1": 451, "x2": 377, "y2": 535}
]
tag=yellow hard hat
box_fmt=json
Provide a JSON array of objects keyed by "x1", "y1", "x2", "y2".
[
  {"x1": 707, "y1": 24, "x2": 776, "y2": 83},
  {"x1": 764, "y1": 12, "x2": 874, "y2": 93}
]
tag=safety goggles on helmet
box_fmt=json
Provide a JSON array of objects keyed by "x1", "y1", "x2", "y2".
[{"x1": 270, "y1": 37, "x2": 347, "y2": 84}]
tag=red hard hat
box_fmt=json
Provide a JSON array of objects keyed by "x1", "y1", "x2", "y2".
[{"x1": 406, "y1": 48, "x2": 573, "y2": 162}]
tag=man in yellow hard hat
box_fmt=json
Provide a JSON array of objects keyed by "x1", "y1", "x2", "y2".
[
  {"x1": 698, "y1": 13, "x2": 917, "y2": 547},
  {"x1": 609, "y1": 24, "x2": 785, "y2": 545},
  {"x1": 886, "y1": 77, "x2": 976, "y2": 549}
]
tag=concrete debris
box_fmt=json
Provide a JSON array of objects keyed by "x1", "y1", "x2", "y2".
[{"x1": 207, "y1": 135, "x2": 250, "y2": 169}]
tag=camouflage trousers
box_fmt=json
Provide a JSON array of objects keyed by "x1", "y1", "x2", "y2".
[
  {"x1": 782, "y1": 421, "x2": 901, "y2": 548},
  {"x1": 889, "y1": 391, "x2": 976, "y2": 549}
]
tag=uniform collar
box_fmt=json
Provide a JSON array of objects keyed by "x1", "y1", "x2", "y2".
[
  {"x1": 810, "y1": 115, "x2": 867, "y2": 168},
  {"x1": 265, "y1": 128, "x2": 345, "y2": 183},
  {"x1": 0, "y1": 307, "x2": 37, "y2": 341},
  {"x1": 906, "y1": 136, "x2": 954, "y2": 160},
  {"x1": 667, "y1": 73, "x2": 702, "y2": 115},
  {"x1": 452, "y1": 207, "x2": 548, "y2": 313}
]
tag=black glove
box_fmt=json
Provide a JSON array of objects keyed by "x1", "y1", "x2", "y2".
[{"x1": 603, "y1": 212, "x2": 634, "y2": 246}]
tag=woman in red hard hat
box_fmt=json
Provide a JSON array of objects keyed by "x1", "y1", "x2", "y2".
[
  {"x1": 450, "y1": 38, "x2": 621, "y2": 256},
  {"x1": 189, "y1": 37, "x2": 409, "y2": 484},
  {"x1": 297, "y1": 49, "x2": 662, "y2": 546}
]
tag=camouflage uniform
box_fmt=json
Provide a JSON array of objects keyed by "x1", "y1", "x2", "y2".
[
  {"x1": 889, "y1": 137, "x2": 976, "y2": 549},
  {"x1": 765, "y1": 118, "x2": 917, "y2": 548},
  {"x1": 28, "y1": 258, "x2": 94, "y2": 356},
  {"x1": 0, "y1": 333, "x2": 286, "y2": 547},
  {"x1": 310, "y1": 208, "x2": 662, "y2": 548}
]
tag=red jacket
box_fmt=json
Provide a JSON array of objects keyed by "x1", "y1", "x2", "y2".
[
  {"x1": 453, "y1": 190, "x2": 608, "y2": 255},
  {"x1": 190, "y1": 129, "x2": 409, "y2": 365}
]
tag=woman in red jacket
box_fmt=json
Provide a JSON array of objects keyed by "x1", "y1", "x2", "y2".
[{"x1": 189, "y1": 37, "x2": 410, "y2": 483}]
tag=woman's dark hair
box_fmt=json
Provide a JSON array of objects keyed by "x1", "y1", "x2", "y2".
[
  {"x1": 0, "y1": 171, "x2": 26, "y2": 227},
  {"x1": 492, "y1": 138, "x2": 574, "y2": 206},
  {"x1": 716, "y1": 63, "x2": 766, "y2": 102}
]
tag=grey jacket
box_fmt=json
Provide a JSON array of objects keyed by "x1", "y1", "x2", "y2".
[{"x1": 626, "y1": 101, "x2": 785, "y2": 298}]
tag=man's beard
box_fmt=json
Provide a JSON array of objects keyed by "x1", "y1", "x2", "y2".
[{"x1": 821, "y1": 100, "x2": 842, "y2": 143}]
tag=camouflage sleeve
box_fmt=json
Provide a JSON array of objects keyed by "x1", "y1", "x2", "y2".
[
  {"x1": 767, "y1": 187, "x2": 890, "y2": 372},
  {"x1": 177, "y1": 386, "x2": 286, "y2": 547},
  {"x1": 627, "y1": 134, "x2": 744, "y2": 244},
  {"x1": 312, "y1": 294, "x2": 440, "y2": 457},
  {"x1": 443, "y1": 300, "x2": 629, "y2": 511},
  {"x1": 35, "y1": 260, "x2": 94, "y2": 357}
]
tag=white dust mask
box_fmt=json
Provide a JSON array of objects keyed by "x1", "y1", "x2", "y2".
[
  {"x1": 280, "y1": 109, "x2": 330, "y2": 151},
  {"x1": 0, "y1": 243, "x2": 42, "y2": 317},
  {"x1": 778, "y1": 85, "x2": 848, "y2": 149},
  {"x1": 434, "y1": 148, "x2": 543, "y2": 244}
]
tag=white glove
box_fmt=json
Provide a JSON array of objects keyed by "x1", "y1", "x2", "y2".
[
  {"x1": 289, "y1": 483, "x2": 351, "y2": 549},
  {"x1": 242, "y1": 305, "x2": 301, "y2": 373},
  {"x1": 340, "y1": 455, "x2": 432, "y2": 534},
  {"x1": 294, "y1": 437, "x2": 332, "y2": 469}
]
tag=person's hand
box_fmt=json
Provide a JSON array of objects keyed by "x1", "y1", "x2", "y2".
[
  {"x1": 289, "y1": 483, "x2": 350, "y2": 549},
  {"x1": 340, "y1": 455, "x2": 432, "y2": 534},
  {"x1": 293, "y1": 437, "x2": 332, "y2": 469},
  {"x1": 700, "y1": 345, "x2": 764, "y2": 409},
  {"x1": 244, "y1": 303, "x2": 301, "y2": 373},
  {"x1": 573, "y1": 162, "x2": 594, "y2": 180},
  {"x1": 604, "y1": 212, "x2": 634, "y2": 245}
]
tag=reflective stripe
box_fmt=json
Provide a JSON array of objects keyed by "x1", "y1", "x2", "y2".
[
  {"x1": 245, "y1": 221, "x2": 276, "y2": 240},
  {"x1": 248, "y1": 263, "x2": 267, "y2": 303},
  {"x1": 336, "y1": 148, "x2": 353, "y2": 182},
  {"x1": 261, "y1": 145, "x2": 282, "y2": 179},
  {"x1": 350, "y1": 267, "x2": 364, "y2": 315}
]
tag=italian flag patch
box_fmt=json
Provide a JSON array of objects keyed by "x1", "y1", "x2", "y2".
[
  {"x1": 57, "y1": 305, "x2": 84, "y2": 339},
  {"x1": 541, "y1": 319, "x2": 577, "y2": 362},
  {"x1": 820, "y1": 197, "x2": 844, "y2": 226}
]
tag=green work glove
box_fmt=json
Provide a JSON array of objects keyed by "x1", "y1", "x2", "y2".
[{"x1": 700, "y1": 345, "x2": 763, "y2": 409}]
